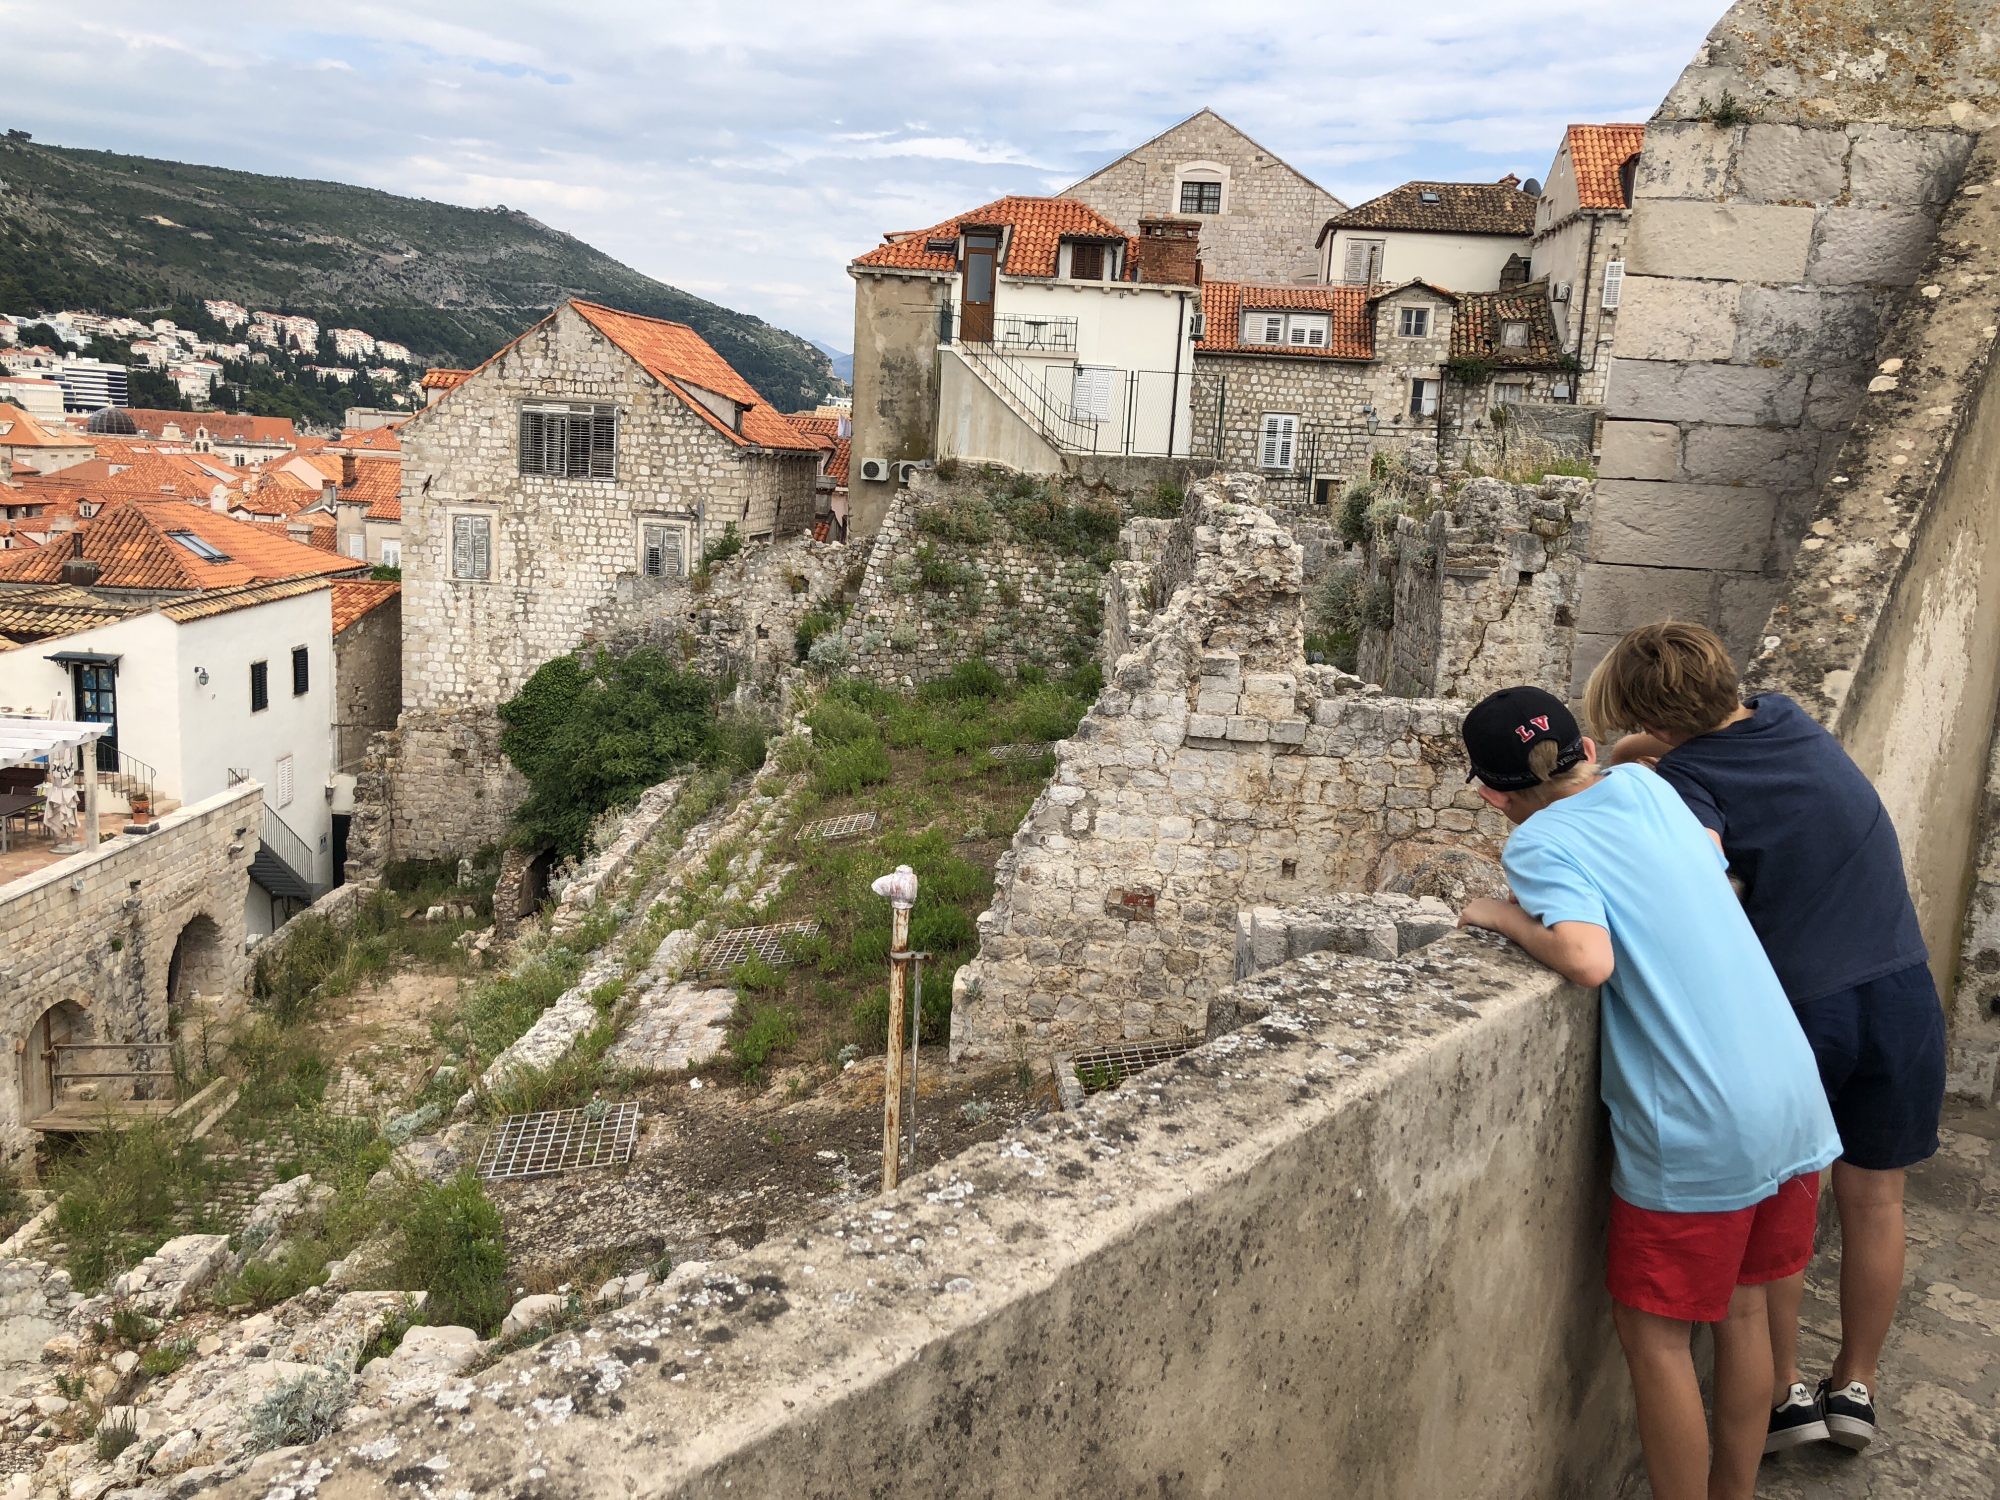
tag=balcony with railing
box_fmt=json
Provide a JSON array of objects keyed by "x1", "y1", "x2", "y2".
[{"x1": 938, "y1": 306, "x2": 1080, "y2": 355}]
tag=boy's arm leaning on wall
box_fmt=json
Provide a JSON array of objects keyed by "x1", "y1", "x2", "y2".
[{"x1": 1459, "y1": 899, "x2": 1614, "y2": 988}]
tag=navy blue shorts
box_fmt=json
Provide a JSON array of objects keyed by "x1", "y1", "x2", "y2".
[{"x1": 1794, "y1": 963, "x2": 1946, "y2": 1172}]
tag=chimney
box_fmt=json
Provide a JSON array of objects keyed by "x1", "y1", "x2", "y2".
[
  {"x1": 341, "y1": 453, "x2": 357, "y2": 488},
  {"x1": 60, "y1": 532, "x2": 99, "y2": 587},
  {"x1": 1135, "y1": 216, "x2": 1201, "y2": 287}
]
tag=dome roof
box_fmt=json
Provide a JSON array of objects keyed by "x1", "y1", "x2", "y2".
[{"x1": 85, "y1": 407, "x2": 139, "y2": 435}]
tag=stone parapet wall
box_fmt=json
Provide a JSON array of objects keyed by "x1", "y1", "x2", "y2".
[
  {"x1": 1591, "y1": 0, "x2": 1991, "y2": 672},
  {"x1": 1353, "y1": 476, "x2": 1593, "y2": 699},
  {"x1": 351, "y1": 710, "x2": 525, "y2": 871},
  {"x1": 953, "y1": 475, "x2": 1507, "y2": 1062},
  {"x1": 217, "y1": 934, "x2": 1638, "y2": 1500},
  {"x1": 1, "y1": 785, "x2": 259, "y2": 1171}
]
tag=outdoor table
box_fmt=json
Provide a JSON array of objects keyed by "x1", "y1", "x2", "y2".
[{"x1": 0, "y1": 790, "x2": 41, "y2": 853}]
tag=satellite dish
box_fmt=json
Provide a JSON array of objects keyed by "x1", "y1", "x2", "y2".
[{"x1": 1521, "y1": 177, "x2": 1543, "y2": 197}]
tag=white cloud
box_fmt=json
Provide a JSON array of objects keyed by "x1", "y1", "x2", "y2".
[{"x1": 0, "y1": 0, "x2": 1724, "y2": 350}]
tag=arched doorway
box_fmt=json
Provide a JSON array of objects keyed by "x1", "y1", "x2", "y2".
[
  {"x1": 165, "y1": 914, "x2": 225, "y2": 1020},
  {"x1": 19, "y1": 1000, "x2": 90, "y2": 1128}
]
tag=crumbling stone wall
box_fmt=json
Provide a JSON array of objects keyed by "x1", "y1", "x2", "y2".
[
  {"x1": 332, "y1": 593, "x2": 401, "y2": 773},
  {"x1": 1351, "y1": 476, "x2": 1593, "y2": 699},
  {"x1": 0, "y1": 786, "x2": 258, "y2": 1171},
  {"x1": 836, "y1": 475, "x2": 1109, "y2": 687},
  {"x1": 951, "y1": 475, "x2": 1507, "y2": 1062},
  {"x1": 1591, "y1": 0, "x2": 1991, "y2": 673}
]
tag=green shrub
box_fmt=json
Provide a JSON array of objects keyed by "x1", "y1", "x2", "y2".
[
  {"x1": 804, "y1": 699, "x2": 877, "y2": 747},
  {"x1": 214, "y1": 1238, "x2": 329, "y2": 1311},
  {"x1": 1130, "y1": 479, "x2": 1184, "y2": 519},
  {"x1": 920, "y1": 657, "x2": 1006, "y2": 704},
  {"x1": 393, "y1": 1174, "x2": 509, "y2": 1336},
  {"x1": 730, "y1": 1004, "x2": 798, "y2": 1081},
  {"x1": 48, "y1": 1125, "x2": 211, "y2": 1292},
  {"x1": 794, "y1": 608, "x2": 841, "y2": 657},
  {"x1": 811, "y1": 737, "x2": 892, "y2": 799},
  {"x1": 140, "y1": 1337, "x2": 196, "y2": 1379},
  {"x1": 698, "y1": 522, "x2": 744, "y2": 572},
  {"x1": 731, "y1": 953, "x2": 785, "y2": 994},
  {"x1": 245, "y1": 1365, "x2": 350, "y2": 1454},
  {"x1": 96, "y1": 1411, "x2": 141, "y2": 1462}
]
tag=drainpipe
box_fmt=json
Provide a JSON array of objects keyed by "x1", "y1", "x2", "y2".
[
  {"x1": 1166, "y1": 291, "x2": 1187, "y2": 459},
  {"x1": 1570, "y1": 217, "x2": 1600, "y2": 405}
]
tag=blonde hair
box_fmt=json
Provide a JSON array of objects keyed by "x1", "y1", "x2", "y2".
[
  {"x1": 1503, "y1": 738, "x2": 1598, "y2": 814},
  {"x1": 1585, "y1": 621, "x2": 1741, "y2": 740}
]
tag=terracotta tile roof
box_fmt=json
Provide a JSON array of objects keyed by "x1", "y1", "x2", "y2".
[
  {"x1": 1196, "y1": 282, "x2": 1377, "y2": 360},
  {"x1": 330, "y1": 579, "x2": 400, "y2": 634},
  {"x1": 0, "y1": 404, "x2": 90, "y2": 448},
  {"x1": 158, "y1": 576, "x2": 335, "y2": 623},
  {"x1": 1450, "y1": 287, "x2": 1567, "y2": 368},
  {"x1": 294, "y1": 453, "x2": 402, "y2": 520},
  {"x1": 569, "y1": 301, "x2": 818, "y2": 452},
  {"x1": 420, "y1": 368, "x2": 471, "y2": 391},
  {"x1": 0, "y1": 498, "x2": 364, "y2": 591},
  {"x1": 784, "y1": 415, "x2": 853, "y2": 487},
  {"x1": 114, "y1": 409, "x2": 299, "y2": 447},
  {"x1": 332, "y1": 425, "x2": 402, "y2": 452},
  {"x1": 852, "y1": 196, "x2": 1134, "y2": 280},
  {"x1": 826, "y1": 436, "x2": 849, "y2": 488},
  {"x1": 1566, "y1": 124, "x2": 1646, "y2": 211},
  {"x1": 0, "y1": 583, "x2": 140, "y2": 642},
  {"x1": 1323, "y1": 178, "x2": 1537, "y2": 239}
]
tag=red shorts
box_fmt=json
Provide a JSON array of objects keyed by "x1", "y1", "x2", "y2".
[{"x1": 1607, "y1": 1174, "x2": 1820, "y2": 1323}]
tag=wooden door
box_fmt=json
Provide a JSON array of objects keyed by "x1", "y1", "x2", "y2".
[{"x1": 961, "y1": 232, "x2": 998, "y2": 342}]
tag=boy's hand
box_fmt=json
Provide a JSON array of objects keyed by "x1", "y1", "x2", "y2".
[{"x1": 1458, "y1": 897, "x2": 1515, "y2": 933}]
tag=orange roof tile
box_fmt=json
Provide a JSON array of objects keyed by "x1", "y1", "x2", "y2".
[
  {"x1": 1197, "y1": 282, "x2": 1377, "y2": 360},
  {"x1": 0, "y1": 498, "x2": 364, "y2": 591},
  {"x1": 852, "y1": 196, "x2": 1133, "y2": 280},
  {"x1": 569, "y1": 301, "x2": 818, "y2": 452},
  {"x1": 1323, "y1": 179, "x2": 1537, "y2": 239},
  {"x1": 330, "y1": 579, "x2": 400, "y2": 633},
  {"x1": 0, "y1": 404, "x2": 91, "y2": 448},
  {"x1": 332, "y1": 425, "x2": 402, "y2": 452},
  {"x1": 420, "y1": 368, "x2": 471, "y2": 391},
  {"x1": 1451, "y1": 287, "x2": 1567, "y2": 367},
  {"x1": 157, "y1": 576, "x2": 335, "y2": 623},
  {"x1": 114, "y1": 409, "x2": 299, "y2": 447},
  {"x1": 1565, "y1": 124, "x2": 1646, "y2": 211}
]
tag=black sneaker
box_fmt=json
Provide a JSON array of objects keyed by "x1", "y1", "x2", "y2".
[
  {"x1": 1819, "y1": 1379, "x2": 1877, "y2": 1451},
  {"x1": 1765, "y1": 1382, "x2": 1830, "y2": 1453}
]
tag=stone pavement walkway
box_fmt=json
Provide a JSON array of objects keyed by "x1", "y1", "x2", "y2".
[{"x1": 1757, "y1": 1098, "x2": 2000, "y2": 1499}]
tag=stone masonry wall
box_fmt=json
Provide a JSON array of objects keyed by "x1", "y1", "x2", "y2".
[
  {"x1": 1590, "y1": 0, "x2": 1991, "y2": 675},
  {"x1": 1065, "y1": 109, "x2": 1345, "y2": 284},
  {"x1": 332, "y1": 593, "x2": 401, "y2": 773},
  {"x1": 399, "y1": 302, "x2": 817, "y2": 716},
  {"x1": 1353, "y1": 476, "x2": 1593, "y2": 700},
  {"x1": 0, "y1": 785, "x2": 259, "y2": 1171},
  {"x1": 836, "y1": 475, "x2": 1109, "y2": 687},
  {"x1": 950, "y1": 475, "x2": 1508, "y2": 1062}
]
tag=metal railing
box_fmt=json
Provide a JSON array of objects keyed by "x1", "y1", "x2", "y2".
[
  {"x1": 953, "y1": 341, "x2": 1103, "y2": 451},
  {"x1": 939, "y1": 305, "x2": 1079, "y2": 354},
  {"x1": 259, "y1": 805, "x2": 319, "y2": 890}
]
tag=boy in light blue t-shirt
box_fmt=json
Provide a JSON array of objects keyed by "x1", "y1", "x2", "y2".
[{"x1": 1455, "y1": 687, "x2": 1839, "y2": 1500}]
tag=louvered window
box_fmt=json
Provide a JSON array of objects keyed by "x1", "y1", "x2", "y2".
[
  {"x1": 1069, "y1": 241, "x2": 1104, "y2": 280},
  {"x1": 1601, "y1": 259, "x2": 1625, "y2": 310},
  {"x1": 1341, "y1": 238, "x2": 1385, "y2": 284},
  {"x1": 250, "y1": 660, "x2": 269, "y2": 713},
  {"x1": 291, "y1": 646, "x2": 309, "y2": 696},
  {"x1": 641, "y1": 522, "x2": 686, "y2": 579},
  {"x1": 275, "y1": 754, "x2": 294, "y2": 809},
  {"x1": 451, "y1": 514, "x2": 492, "y2": 581},
  {"x1": 518, "y1": 403, "x2": 617, "y2": 479},
  {"x1": 1071, "y1": 366, "x2": 1116, "y2": 423},
  {"x1": 1259, "y1": 413, "x2": 1297, "y2": 471}
]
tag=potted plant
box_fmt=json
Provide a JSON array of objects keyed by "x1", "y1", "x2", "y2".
[{"x1": 129, "y1": 790, "x2": 153, "y2": 821}]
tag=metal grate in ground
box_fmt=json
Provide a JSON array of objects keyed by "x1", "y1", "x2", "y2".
[
  {"x1": 697, "y1": 920, "x2": 821, "y2": 977},
  {"x1": 476, "y1": 1101, "x2": 641, "y2": 1181},
  {"x1": 1055, "y1": 1036, "x2": 1203, "y2": 1109},
  {"x1": 799, "y1": 811, "x2": 880, "y2": 842}
]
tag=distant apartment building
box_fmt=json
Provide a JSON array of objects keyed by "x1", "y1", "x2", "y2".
[
  {"x1": 1064, "y1": 108, "x2": 1348, "y2": 284},
  {"x1": 374, "y1": 340, "x2": 413, "y2": 365},
  {"x1": 204, "y1": 298, "x2": 250, "y2": 329},
  {"x1": 57, "y1": 358, "x2": 132, "y2": 412},
  {"x1": 330, "y1": 328, "x2": 378, "y2": 358}
]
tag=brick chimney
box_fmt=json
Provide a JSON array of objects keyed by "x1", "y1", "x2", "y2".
[
  {"x1": 341, "y1": 453, "x2": 358, "y2": 488},
  {"x1": 60, "y1": 530, "x2": 99, "y2": 587},
  {"x1": 1135, "y1": 216, "x2": 1201, "y2": 287}
]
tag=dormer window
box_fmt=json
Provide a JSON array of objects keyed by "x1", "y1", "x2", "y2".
[
  {"x1": 1419, "y1": 190, "x2": 1442, "y2": 204},
  {"x1": 1500, "y1": 321, "x2": 1529, "y2": 347},
  {"x1": 1070, "y1": 242, "x2": 1105, "y2": 280},
  {"x1": 925, "y1": 237, "x2": 958, "y2": 255},
  {"x1": 1241, "y1": 311, "x2": 1330, "y2": 348},
  {"x1": 1398, "y1": 307, "x2": 1431, "y2": 338}
]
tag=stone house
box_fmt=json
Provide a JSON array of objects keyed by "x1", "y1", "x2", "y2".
[
  {"x1": 398, "y1": 299, "x2": 820, "y2": 716},
  {"x1": 1319, "y1": 177, "x2": 1539, "y2": 292},
  {"x1": 1189, "y1": 278, "x2": 1572, "y2": 504},
  {"x1": 1531, "y1": 124, "x2": 1646, "y2": 406},
  {"x1": 848, "y1": 196, "x2": 1200, "y2": 538},
  {"x1": 1063, "y1": 107, "x2": 1347, "y2": 284}
]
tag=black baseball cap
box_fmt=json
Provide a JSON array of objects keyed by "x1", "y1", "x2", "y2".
[{"x1": 1461, "y1": 686, "x2": 1587, "y2": 791}]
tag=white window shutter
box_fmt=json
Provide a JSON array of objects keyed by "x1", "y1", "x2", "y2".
[
  {"x1": 1342, "y1": 239, "x2": 1369, "y2": 283},
  {"x1": 1602, "y1": 259, "x2": 1625, "y2": 310},
  {"x1": 1071, "y1": 366, "x2": 1115, "y2": 422},
  {"x1": 276, "y1": 754, "x2": 294, "y2": 809}
]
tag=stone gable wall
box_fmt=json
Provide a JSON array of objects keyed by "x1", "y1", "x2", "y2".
[
  {"x1": 1066, "y1": 112, "x2": 1344, "y2": 284},
  {"x1": 950, "y1": 476, "x2": 1508, "y2": 1062},
  {"x1": 332, "y1": 596, "x2": 401, "y2": 773},
  {"x1": 1, "y1": 785, "x2": 258, "y2": 1171},
  {"x1": 399, "y1": 304, "x2": 818, "y2": 715}
]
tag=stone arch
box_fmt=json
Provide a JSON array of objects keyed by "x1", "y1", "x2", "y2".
[
  {"x1": 18, "y1": 999, "x2": 90, "y2": 1127},
  {"x1": 165, "y1": 913, "x2": 227, "y2": 1029}
]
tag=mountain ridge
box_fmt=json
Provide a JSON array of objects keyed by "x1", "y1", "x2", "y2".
[{"x1": 0, "y1": 132, "x2": 839, "y2": 413}]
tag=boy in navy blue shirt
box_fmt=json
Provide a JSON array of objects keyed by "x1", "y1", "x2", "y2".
[
  {"x1": 1457, "y1": 687, "x2": 1839, "y2": 1500},
  {"x1": 1589, "y1": 621, "x2": 1946, "y2": 1456}
]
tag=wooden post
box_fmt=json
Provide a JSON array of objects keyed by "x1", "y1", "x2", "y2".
[
  {"x1": 882, "y1": 901, "x2": 910, "y2": 1192},
  {"x1": 83, "y1": 743, "x2": 101, "y2": 852}
]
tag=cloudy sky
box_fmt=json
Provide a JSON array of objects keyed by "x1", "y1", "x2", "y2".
[{"x1": 5, "y1": 1, "x2": 1721, "y2": 350}]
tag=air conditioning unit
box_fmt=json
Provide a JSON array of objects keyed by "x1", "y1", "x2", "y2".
[
  {"x1": 893, "y1": 461, "x2": 923, "y2": 484},
  {"x1": 859, "y1": 458, "x2": 890, "y2": 483},
  {"x1": 1551, "y1": 283, "x2": 1572, "y2": 303}
]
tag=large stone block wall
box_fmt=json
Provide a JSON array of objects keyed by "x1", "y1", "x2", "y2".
[
  {"x1": 220, "y1": 935, "x2": 1640, "y2": 1500},
  {"x1": 951, "y1": 476, "x2": 1507, "y2": 1062},
  {"x1": 1590, "y1": 0, "x2": 1993, "y2": 674},
  {"x1": 347, "y1": 710, "x2": 524, "y2": 871},
  {"x1": 399, "y1": 303, "x2": 818, "y2": 715},
  {"x1": 1065, "y1": 110, "x2": 1345, "y2": 284},
  {"x1": 1749, "y1": 127, "x2": 2000, "y2": 1083},
  {"x1": 1352, "y1": 476, "x2": 1594, "y2": 700},
  {"x1": 332, "y1": 594, "x2": 401, "y2": 772},
  {"x1": 836, "y1": 476, "x2": 1110, "y2": 686},
  {"x1": 0, "y1": 785, "x2": 259, "y2": 1171}
]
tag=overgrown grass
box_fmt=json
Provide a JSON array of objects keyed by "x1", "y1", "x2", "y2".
[
  {"x1": 391, "y1": 1172, "x2": 509, "y2": 1336},
  {"x1": 44, "y1": 1125, "x2": 216, "y2": 1293}
]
